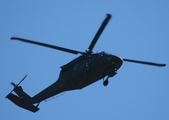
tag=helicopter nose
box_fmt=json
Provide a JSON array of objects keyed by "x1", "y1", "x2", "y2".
[{"x1": 110, "y1": 55, "x2": 123, "y2": 70}]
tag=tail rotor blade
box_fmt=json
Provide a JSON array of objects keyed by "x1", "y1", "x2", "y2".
[
  {"x1": 123, "y1": 58, "x2": 166, "y2": 67},
  {"x1": 7, "y1": 74, "x2": 28, "y2": 96},
  {"x1": 17, "y1": 74, "x2": 27, "y2": 86}
]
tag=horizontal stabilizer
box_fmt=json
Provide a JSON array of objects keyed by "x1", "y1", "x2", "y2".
[{"x1": 6, "y1": 93, "x2": 39, "y2": 112}]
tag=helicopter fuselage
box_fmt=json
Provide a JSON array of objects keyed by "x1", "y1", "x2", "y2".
[
  {"x1": 30, "y1": 51, "x2": 123, "y2": 104},
  {"x1": 61, "y1": 51, "x2": 123, "y2": 90}
]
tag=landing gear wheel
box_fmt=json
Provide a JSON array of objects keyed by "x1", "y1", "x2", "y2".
[{"x1": 103, "y1": 79, "x2": 109, "y2": 86}]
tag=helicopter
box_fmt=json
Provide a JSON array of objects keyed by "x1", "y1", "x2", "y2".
[{"x1": 6, "y1": 14, "x2": 166, "y2": 112}]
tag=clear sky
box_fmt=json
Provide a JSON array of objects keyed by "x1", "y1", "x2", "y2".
[{"x1": 1, "y1": 0, "x2": 169, "y2": 120}]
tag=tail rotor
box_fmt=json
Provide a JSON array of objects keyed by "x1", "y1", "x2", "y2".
[{"x1": 8, "y1": 74, "x2": 27, "y2": 95}]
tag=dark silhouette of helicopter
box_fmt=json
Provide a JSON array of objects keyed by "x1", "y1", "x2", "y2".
[{"x1": 6, "y1": 14, "x2": 166, "y2": 112}]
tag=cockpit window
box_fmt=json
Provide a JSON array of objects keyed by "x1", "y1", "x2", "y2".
[
  {"x1": 98, "y1": 51, "x2": 104, "y2": 57},
  {"x1": 74, "y1": 64, "x2": 79, "y2": 71},
  {"x1": 106, "y1": 55, "x2": 112, "y2": 60}
]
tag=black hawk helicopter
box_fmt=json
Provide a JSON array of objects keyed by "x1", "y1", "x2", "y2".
[{"x1": 6, "y1": 14, "x2": 166, "y2": 112}]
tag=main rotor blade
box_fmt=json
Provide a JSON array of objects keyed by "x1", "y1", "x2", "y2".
[
  {"x1": 88, "y1": 14, "x2": 112, "y2": 53},
  {"x1": 123, "y1": 58, "x2": 166, "y2": 67},
  {"x1": 11, "y1": 37, "x2": 85, "y2": 55}
]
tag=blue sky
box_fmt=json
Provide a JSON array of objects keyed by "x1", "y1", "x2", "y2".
[{"x1": 1, "y1": 0, "x2": 169, "y2": 119}]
